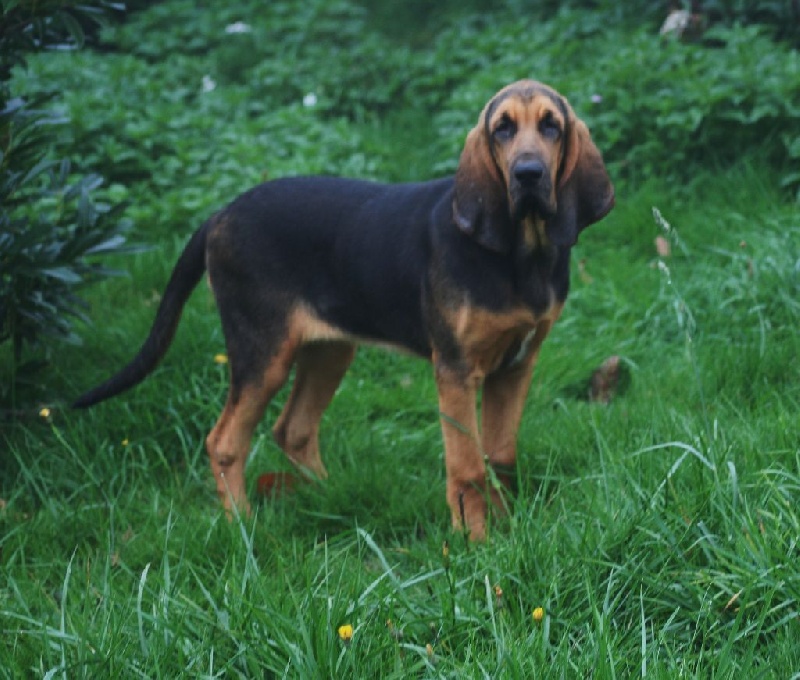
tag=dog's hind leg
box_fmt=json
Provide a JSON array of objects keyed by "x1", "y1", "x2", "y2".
[
  {"x1": 272, "y1": 341, "x2": 356, "y2": 479},
  {"x1": 206, "y1": 334, "x2": 297, "y2": 514}
]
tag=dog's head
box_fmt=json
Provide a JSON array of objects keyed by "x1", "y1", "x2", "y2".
[{"x1": 453, "y1": 80, "x2": 614, "y2": 253}]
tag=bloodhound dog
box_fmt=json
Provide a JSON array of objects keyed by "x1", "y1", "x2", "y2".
[{"x1": 74, "y1": 80, "x2": 614, "y2": 540}]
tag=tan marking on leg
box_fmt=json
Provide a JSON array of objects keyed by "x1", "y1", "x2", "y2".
[
  {"x1": 481, "y1": 317, "x2": 556, "y2": 476},
  {"x1": 435, "y1": 302, "x2": 563, "y2": 537},
  {"x1": 272, "y1": 341, "x2": 356, "y2": 479},
  {"x1": 291, "y1": 307, "x2": 350, "y2": 343},
  {"x1": 291, "y1": 304, "x2": 415, "y2": 356},
  {"x1": 206, "y1": 338, "x2": 297, "y2": 515},
  {"x1": 434, "y1": 353, "x2": 489, "y2": 541}
]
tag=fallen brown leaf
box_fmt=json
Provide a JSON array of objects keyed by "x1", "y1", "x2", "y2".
[
  {"x1": 589, "y1": 355, "x2": 621, "y2": 404},
  {"x1": 257, "y1": 471, "x2": 299, "y2": 497}
]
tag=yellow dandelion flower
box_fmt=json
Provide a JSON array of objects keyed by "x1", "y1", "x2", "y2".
[
  {"x1": 494, "y1": 584, "x2": 505, "y2": 610},
  {"x1": 532, "y1": 606, "x2": 545, "y2": 623},
  {"x1": 122, "y1": 438, "x2": 129, "y2": 446},
  {"x1": 39, "y1": 407, "x2": 51, "y2": 419},
  {"x1": 338, "y1": 624, "x2": 353, "y2": 642},
  {"x1": 214, "y1": 353, "x2": 228, "y2": 364}
]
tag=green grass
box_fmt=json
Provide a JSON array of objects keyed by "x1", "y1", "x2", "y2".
[{"x1": 2, "y1": 1, "x2": 800, "y2": 677}]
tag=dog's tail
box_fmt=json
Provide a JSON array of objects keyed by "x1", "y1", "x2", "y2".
[{"x1": 72, "y1": 222, "x2": 210, "y2": 409}]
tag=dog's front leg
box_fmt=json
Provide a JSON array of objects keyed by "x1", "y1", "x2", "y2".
[
  {"x1": 481, "y1": 318, "x2": 555, "y2": 490},
  {"x1": 434, "y1": 355, "x2": 489, "y2": 541},
  {"x1": 480, "y1": 359, "x2": 535, "y2": 491}
]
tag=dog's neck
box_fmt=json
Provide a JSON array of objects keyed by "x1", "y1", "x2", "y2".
[{"x1": 510, "y1": 215, "x2": 561, "y2": 293}]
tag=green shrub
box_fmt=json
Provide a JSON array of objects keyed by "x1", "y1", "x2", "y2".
[
  {"x1": 0, "y1": 96, "x2": 137, "y2": 397},
  {"x1": 589, "y1": 23, "x2": 800, "y2": 193},
  {"x1": 516, "y1": 0, "x2": 800, "y2": 43},
  {"x1": 0, "y1": 0, "x2": 124, "y2": 81},
  {"x1": 0, "y1": 0, "x2": 135, "y2": 401}
]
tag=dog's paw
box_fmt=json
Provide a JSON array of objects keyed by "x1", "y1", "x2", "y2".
[{"x1": 448, "y1": 483, "x2": 489, "y2": 541}]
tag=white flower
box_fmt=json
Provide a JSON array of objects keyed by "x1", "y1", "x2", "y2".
[
  {"x1": 225, "y1": 21, "x2": 252, "y2": 34},
  {"x1": 303, "y1": 92, "x2": 318, "y2": 108},
  {"x1": 202, "y1": 75, "x2": 217, "y2": 93},
  {"x1": 660, "y1": 10, "x2": 691, "y2": 37},
  {"x1": 591, "y1": 94, "x2": 603, "y2": 104}
]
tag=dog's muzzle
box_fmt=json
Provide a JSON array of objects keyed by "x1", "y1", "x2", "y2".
[{"x1": 509, "y1": 158, "x2": 556, "y2": 221}]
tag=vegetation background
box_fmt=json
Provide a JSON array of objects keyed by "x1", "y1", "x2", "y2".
[{"x1": 1, "y1": 0, "x2": 799, "y2": 676}]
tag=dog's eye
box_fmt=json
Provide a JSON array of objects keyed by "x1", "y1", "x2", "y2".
[
  {"x1": 539, "y1": 113, "x2": 561, "y2": 140},
  {"x1": 493, "y1": 115, "x2": 517, "y2": 141}
]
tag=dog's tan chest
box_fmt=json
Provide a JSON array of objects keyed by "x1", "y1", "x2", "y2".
[{"x1": 448, "y1": 299, "x2": 562, "y2": 379}]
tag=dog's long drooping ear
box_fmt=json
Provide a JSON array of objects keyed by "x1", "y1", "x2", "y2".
[
  {"x1": 452, "y1": 121, "x2": 513, "y2": 254},
  {"x1": 546, "y1": 115, "x2": 615, "y2": 247}
]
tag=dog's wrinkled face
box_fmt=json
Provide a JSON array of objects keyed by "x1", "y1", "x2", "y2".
[
  {"x1": 485, "y1": 87, "x2": 566, "y2": 223},
  {"x1": 453, "y1": 80, "x2": 614, "y2": 254}
]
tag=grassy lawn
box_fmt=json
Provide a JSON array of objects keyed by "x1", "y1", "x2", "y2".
[{"x1": 2, "y1": 2, "x2": 799, "y2": 676}]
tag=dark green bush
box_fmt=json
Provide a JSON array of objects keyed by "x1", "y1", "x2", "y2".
[
  {"x1": 583, "y1": 23, "x2": 800, "y2": 193},
  {"x1": 0, "y1": 100, "x2": 131, "y2": 335},
  {"x1": 0, "y1": 0, "x2": 124, "y2": 81},
  {"x1": 518, "y1": 0, "x2": 800, "y2": 43},
  {"x1": 690, "y1": 1, "x2": 800, "y2": 43},
  {"x1": 1, "y1": 0, "x2": 135, "y2": 401}
]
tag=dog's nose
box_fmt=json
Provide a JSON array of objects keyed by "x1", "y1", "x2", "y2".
[{"x1": 513, "y1": 160, "x2": 545, "y2": 184}]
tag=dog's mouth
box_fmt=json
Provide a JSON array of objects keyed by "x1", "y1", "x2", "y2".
[{"x1": 510, "y1": 186, "x2": 556, "y2": 223}]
